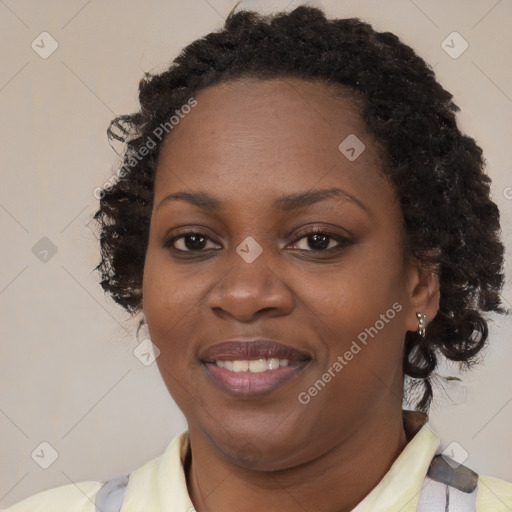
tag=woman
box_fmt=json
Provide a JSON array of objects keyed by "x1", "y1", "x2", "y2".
[{"x1": 4, "y1": 5, "x2": 511, "y2": 511}]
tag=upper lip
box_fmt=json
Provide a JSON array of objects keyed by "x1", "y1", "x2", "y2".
[{"x1": 200, "y1": 338, "x2": 311, "y2": 363}]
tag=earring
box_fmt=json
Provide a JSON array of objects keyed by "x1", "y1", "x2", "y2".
[
  {"x1": 416, "y1": 312, "x2": 427, "y2": 338},
  {"x1": 136, "y1": 317, "x2": 149, "y2": 344}
]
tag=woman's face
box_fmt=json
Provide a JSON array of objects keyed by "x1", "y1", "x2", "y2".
[{"x1": 142, "y1": 78, "x2": 436, "y2": 469}]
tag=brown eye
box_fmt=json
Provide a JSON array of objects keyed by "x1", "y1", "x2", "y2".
[
  {"x1": 164, "y1": 231, "x2": 219, "y2": 252},
  {"x1": 289, "y1": 229, "x2": 352, "y2": 252}
]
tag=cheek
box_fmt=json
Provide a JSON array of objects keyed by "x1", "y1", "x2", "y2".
[
  {"x1": 142, "y1": 251, "x2": 208, "y2": 409},
  {"x1": 298, "y1": 264, "x2": 406, "y2": 425},
  {"x1": 311, "y1": 249, "x2": 406, "y2": 328},
  {"x1": 307, "y1": 242, "x2": 408, "y2": 381},
  {"x1": 142, "y1": 250, "x2": 201, "y2": 354}
]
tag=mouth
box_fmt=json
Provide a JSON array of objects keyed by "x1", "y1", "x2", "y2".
[{"x1": 200, "y1": 339, "x2": 312, "y2": 399}]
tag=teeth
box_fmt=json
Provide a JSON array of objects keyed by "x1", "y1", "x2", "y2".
[
  {"x1": 214, "y1": 358, "x2": 289, "y2": 372},
  {"x1": 233, "y1": 360, "x2": 249, "y2": 372},
  {"x1": 249, "y1": 359, "x2": 267, "y2": 373}
]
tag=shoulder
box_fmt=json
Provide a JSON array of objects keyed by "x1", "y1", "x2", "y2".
[
  {"x1": 1, "y1": 480, "x2": 104, "y2": 512},
  {"x1": 1, "y1": 432, "x2": 188, "y2": 512},
  {"x1": 1, "y1": 459, "x2": 162, "y2": 512},
  {"x1": 476, "y1": 474, "x2": 512, "y2": 510}
]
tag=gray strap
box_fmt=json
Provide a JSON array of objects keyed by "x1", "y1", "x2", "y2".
[
  {"x1": 417, "y1": 454, "x2": 478, "y2": 511},
  {"x1": 94, "y1": 475, "x2": 129, "y2": 512},
  {"x1": 428, "y1": 455, "x2": 479, "y2": 493}
]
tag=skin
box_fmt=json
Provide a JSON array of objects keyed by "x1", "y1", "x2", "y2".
[{"x1": 142, "y1": 77, "x2": 440, "y2": 512}]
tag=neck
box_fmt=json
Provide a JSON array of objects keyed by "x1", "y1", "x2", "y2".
[{"x1": 185, "y1": 408, "x2": 410, "y2": 512}]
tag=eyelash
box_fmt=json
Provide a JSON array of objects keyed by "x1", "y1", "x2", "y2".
[{"x1": 163, "y1": 227, "x2": 352, "y2": 255}]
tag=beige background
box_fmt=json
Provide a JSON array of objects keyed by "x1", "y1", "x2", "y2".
[{"x1": 0, "y1": 0, "x2": 511, "y2": 508}]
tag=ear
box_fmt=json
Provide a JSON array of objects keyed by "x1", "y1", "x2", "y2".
[{"x1": 403, "y1": 254, "x2": 441, "y2": 334}]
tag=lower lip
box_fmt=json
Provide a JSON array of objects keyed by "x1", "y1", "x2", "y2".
[{"x1": 202, "y1": 361, "x2": 310, "y2": 399}]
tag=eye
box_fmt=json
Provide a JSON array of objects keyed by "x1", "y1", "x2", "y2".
[
  {"x1": 289, "y1": 228, "x2": 352, "y2": 252},
  {"x1": 163, "y1": 227, "x2": 352, "y2": 255},
  {"x1": 164, "y1": 231, "x2": 220, "y2": 253}
]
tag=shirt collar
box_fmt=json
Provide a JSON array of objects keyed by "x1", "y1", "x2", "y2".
[
  {"x1": 150, "y1": 410, "x2": 439, "y2": 512},
  {"x1": 351, "y1": 410, "x2": 440, "y2": 511}
]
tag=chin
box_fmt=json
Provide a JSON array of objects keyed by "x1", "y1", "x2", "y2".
[{"x1": 209, "y1": 425, "x2": 310, "y2": 471}]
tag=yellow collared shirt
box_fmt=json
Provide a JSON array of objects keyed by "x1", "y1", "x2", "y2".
[{"x1": 3, "y1": 417, "x2": 511, "y2": 511}]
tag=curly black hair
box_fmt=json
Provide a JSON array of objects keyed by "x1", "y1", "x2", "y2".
[{"x1": 93, "y1": 5, "x2": 507, "y2": 412}]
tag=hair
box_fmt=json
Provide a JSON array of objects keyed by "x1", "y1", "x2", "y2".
[{"x1": 93, "y1": 5, "x2": 507, "y2": 412}]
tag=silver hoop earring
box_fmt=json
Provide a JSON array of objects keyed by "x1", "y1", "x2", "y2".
[{"x1": 416, "y1": 312, "x2": 427, "y2": 338}]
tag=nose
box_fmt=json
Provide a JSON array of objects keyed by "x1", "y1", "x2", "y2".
[{"x1": 207, "y1": 246, "x2": 294, "y2": 323}]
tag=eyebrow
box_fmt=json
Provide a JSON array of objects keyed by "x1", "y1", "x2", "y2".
[{"x1": 156, "y1": 187, "x2": 368, "y2": 213}]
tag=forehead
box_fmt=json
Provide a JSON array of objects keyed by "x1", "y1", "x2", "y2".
[{"x1": 154, "y1": 77, "x2": 389, "y2": 205}]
